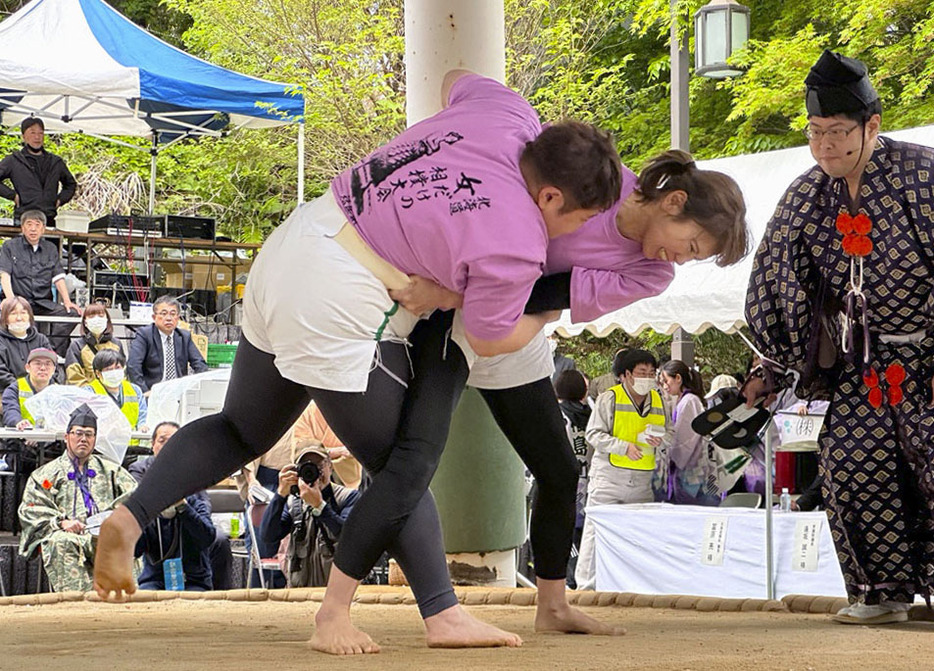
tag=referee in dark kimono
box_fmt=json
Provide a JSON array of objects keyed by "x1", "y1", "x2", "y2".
[{"x1": 745, "y1": 50, "x2": 934, "y2": 625}]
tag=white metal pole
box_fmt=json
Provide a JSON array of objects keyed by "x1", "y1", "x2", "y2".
[
  {"x1": 404, "y1": 0, "x2": 520, "y2": 589},
  {"x1": 670, "y1": 0, "x2": 690, "y2": 152},
  {"x1": 764, "y1": 418, "x2": 775, "y2": 600},
  {"x1": 297, "y1": 122, "x2": 305, "y2": 203},
  {"x1": 404, "y1": 0, "x2": 505, "y2": 124},
  {"x1": 148, "y1": 137, "x2": 157, "y2": 215},
  {"x1": 670, "y1": 0, "x2": 694, "y2": 366}
]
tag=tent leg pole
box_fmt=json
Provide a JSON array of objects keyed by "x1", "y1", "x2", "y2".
[
  {"x1": 765, "y1": 420, "x2": 774, "y2": 601},
  {"x1": 148, "y1": 139, "x2": 157, "y2": 215},
  {"x1": 297, "y1": 122, "x2": 305, "y2": 204}
]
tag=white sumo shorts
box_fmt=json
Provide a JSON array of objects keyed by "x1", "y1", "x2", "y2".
[
  {"x1": 453, "y1": 313, "x2": 556, "y2": 391},
  {"x1": 242, "y1": 188, "x2": 418, "y2": 393}
]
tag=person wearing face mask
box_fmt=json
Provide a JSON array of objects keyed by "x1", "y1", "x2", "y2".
[
  {"x1": 84, "y1": 349, "x2": 147, "y2": 445},
  {"x1": 65, "y1": 303, "x2": 124, "y2": 387},
  {"x1": 0, "y1": 296, "x2": 54, "y2": 393},
  {"x1": 573, "y1": 349, "x2": 667, "y2": 590}
]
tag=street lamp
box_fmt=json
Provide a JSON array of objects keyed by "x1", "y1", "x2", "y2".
[
  {"x1": 694, "y1": 0, "x2": 751, "y2": 79},
  {"x1": 668, "y1": 0, "x2": 750, "y2": 365}
]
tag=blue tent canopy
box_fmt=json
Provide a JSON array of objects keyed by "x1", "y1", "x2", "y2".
[{"x1": 0, "y1": 0, "x2": 303, "y2": 143}]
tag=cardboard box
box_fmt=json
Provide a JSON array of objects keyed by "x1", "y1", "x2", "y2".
[{"x1": 159, "y1": 255, "x2": 251, "y2": 290}]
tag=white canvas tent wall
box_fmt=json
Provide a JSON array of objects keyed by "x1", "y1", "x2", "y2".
[
  {"x1": 0, "y1": 0, "x2": 305, "y2": 210},
  {"x1": 549, "y1": 124, "x2": 934, "y2": 338}
]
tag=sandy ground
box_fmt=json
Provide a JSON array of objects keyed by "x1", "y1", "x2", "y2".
[{"x1": 1, "y1": 595, "x2": 932, "y2": 671}]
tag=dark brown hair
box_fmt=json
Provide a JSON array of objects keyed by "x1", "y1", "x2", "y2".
[
  {"x1": 81, "y1": 302, "x2": 114, "y2": 338},
  {"x1": 637, "y1": 150, "x2": 749, "y2": 267},
  {"x1": 0, "y1": 296, "x2": 35, "y2": 330},
  {"x1": 661, "y1": 359, "x2": 705, "y2": 398},
  {"x1": 521, "y1": 121, "x2": 622, "y2": 212}
]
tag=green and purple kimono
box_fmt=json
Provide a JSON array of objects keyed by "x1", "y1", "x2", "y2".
[
  {"x1": 746, "y1": 137, "x2": 934, "y2": 605},
  {"x1": 18, "y1": 451, "x2": 137, "y2": 592}
]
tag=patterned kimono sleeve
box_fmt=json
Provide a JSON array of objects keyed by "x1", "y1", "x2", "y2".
[
  {"x1": 17, "y1": 473, "x2": 66, "y2": 558},
  {"x1": 745, "y1": 177, "x2": 821, "y2": 373},
  {"x1": 896, "y1": 143, "x2": 934, "y2": 273}
]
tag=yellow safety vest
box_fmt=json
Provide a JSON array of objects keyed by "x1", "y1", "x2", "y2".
[
  {"x1": 16, "y1": 376, "x2": 36, "y2": 425},
  {"x1": 608, "y1": 384, "x2": 666, "y2": 470},
  {"x1": 89, "y1": 379, "x2": 141, "y2": 444}
]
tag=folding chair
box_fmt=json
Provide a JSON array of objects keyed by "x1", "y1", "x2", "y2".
[
  {"x1": 245, "y1": 502, "x2": 285, "y2": 589},
  {"x1": 206, "y1": 488, "x2": 249, "y2": 574}
]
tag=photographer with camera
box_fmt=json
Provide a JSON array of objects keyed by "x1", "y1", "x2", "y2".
[{"x1": 259, "y1": 441, "x2": 358, "y2": 587}]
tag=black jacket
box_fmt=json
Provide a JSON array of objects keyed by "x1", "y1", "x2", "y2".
[
  {"x1": 131, "y1": 457, "x2": 216, "y2": 590},
  {"x1": 0, "y1": 147, "x2": 77, "y2": 222},
  {"x1": 0, "y1": 326, "x2": 54, "y2": 392},
  {"x1": 795, "y1": 474, "x2": 823, "y2": 512},
  {"x1": 127, "y1": 324, "x2": 209, "y2": 392}
]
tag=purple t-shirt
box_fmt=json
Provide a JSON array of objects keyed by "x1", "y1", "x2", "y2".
[
  {"x1": 545, "y1": 167, "x2": 675, "y2": 323},
  {"x1": 330, "y1": 74, "x2": 547, "y2": 341}
]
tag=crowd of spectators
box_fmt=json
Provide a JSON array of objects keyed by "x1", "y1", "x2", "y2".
[
  {"x1": 548, "y1": 343, "x2": 827, "y2": 590},
  {"x1": 0, "y1": 200, "x2": 365, "y2": 596}
]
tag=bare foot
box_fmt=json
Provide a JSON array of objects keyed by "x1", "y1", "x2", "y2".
[
  {"x1": 309, "y1": 608, "x2": 380, "y2": 655},
  {"x1": 93, "y1": 505, "x2": 141, "y2": 602},
  {"x1": 425, "y1": 604, "x2": 522, "y2": 648},
  {"x1": 535, "y1": 602, "x2": 626, "y2": 636}
]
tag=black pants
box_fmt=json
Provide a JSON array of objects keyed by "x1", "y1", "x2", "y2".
[
  {"x1": 124, "y1": 310, "x2": 576, "y2": 612},
  {"x1": 31, "y1": 302, "x2": 78, "y2": 358},
  {"x1": 123, "y1": 325, "x2": 462, "y2": 618},
  {"x1": 370, "y1": 310, "x2": 578, "y2": 582},
  {"x1": 478, "y1": 382, "x2": 579, "y2": 579}
]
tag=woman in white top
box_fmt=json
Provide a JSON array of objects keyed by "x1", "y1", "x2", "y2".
[{"x1": 658, "y1": 360, "x2": 721, "y2": 506}]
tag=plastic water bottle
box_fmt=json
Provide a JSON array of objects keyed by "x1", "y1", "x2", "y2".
[{"x1": 779, "y1": 487, "x2": 791, "y2": 512}]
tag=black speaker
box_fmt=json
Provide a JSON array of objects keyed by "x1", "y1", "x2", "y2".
[
  {"x1": 164, "y1": 215, "x2": 216, "y2": 241},
  {"x1": 161, "y1": 287, "x2": 218, "y2": 318}
]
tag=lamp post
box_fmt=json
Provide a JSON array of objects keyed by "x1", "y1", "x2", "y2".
[
  {"x1": 669, "y1": 0, "x2": 750, "y2": 365},
  {"x1": 694, "y1": 0, "x2": 751, "y2": 79}
]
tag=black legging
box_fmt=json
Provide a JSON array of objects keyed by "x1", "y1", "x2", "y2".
[
  {"x1": 125, "y1": 308, "x2": 576, "y2": 613},
  {"x1": 123, "y1": 329, "x2": 463, "y2": 618},
  {"x1": 369, "y1": 310, "x2": 579, "y2": 581},
  {"x1": 478, "y1": 381, "x2": 579, "y2": 579}
]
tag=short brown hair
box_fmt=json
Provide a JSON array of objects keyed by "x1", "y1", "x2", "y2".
[
  {"x1": 636, "y1": 150, "x2": 749, "y2": 267},
  {"x1": 81, "y1": 302, "x2": 113, "y2": 337},
  {"x1": 0, "y1": 296, "x2": 35, "y2": 331},
  {"x1": 521, "y1": 121, "x2": 622, "y2": 212}
]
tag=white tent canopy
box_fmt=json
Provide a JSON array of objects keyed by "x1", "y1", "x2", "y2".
[
  {"x1": 0, "y1": 0, "x2": 303, "y2": 138},
  {"x1": 550, "y1": 124, "x2": 934, "y2": 338},
  {"x1": 0, "y1": 0, "x2": 305, "y2": 208}
]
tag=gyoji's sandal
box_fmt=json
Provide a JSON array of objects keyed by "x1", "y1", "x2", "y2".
[{"x1": 831, "y1": 603, "x2": 910, "y2": 625}]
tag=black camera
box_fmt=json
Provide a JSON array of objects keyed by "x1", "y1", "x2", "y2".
[
  {"x1": 290, "y1": 460, "x2": 322, "y2": 496},
  {"x1": 297, "y1": 460, "x2": 321, "y2": 486}
]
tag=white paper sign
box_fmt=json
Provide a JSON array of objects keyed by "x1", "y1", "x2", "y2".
[
  {"x1": 793, "y1": 518, "x2": 822, "y2": 572},
  {"x1": 701, "y1": 516, "x2": 729, "y2": 566},
  {"x1": 129, "y1": 301, "x2": 154, "y2": 321}
]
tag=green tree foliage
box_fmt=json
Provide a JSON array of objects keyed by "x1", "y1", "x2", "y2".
[
  {"x1": 3, "y1": 0, "x2": 932, "y2": 370},
  {"x1": 110, "y1": 0, "x2": 192, "y2": 45},
  {"x1": 557, "y1": 326, "x2": 750, "y2": 385},
  {"x1": 164, "y1": 0, "x2": 406, "y2": 181}
]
